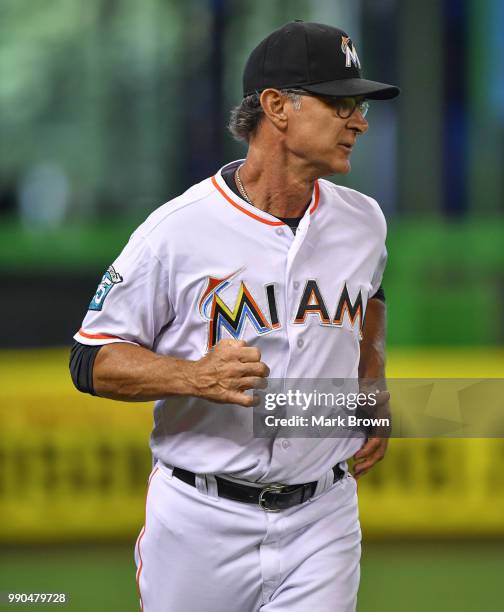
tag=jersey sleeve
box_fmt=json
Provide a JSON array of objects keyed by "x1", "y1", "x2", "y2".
[
  {"x1": 74, "y1": 234, "x2": 172, "y2": 348},
  {"x1": 370, "y1": 284, "x2": 385, "y2": 302},
  {"x1": 370, "y1": 247, "x2": 387, "y2": 297}
]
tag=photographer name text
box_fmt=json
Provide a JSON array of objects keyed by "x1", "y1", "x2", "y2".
[{"x1": 263, "y1": 414, "x2": 390, "y2": 428}]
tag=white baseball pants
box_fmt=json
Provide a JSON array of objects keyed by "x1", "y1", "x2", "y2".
[{"x1": 135, "y1": 462, "x2": 361, "y2": 612}]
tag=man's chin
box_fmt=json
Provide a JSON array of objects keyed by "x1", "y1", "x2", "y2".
[
  {"x1": 315, "y1": 158, "x2": 351, "y2": 178},
  {"x1": 331, "y1": 160, "x2": 351, "y2": 175}
]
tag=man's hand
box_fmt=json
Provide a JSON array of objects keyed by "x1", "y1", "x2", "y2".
[
  {"x1": 353, "y1": 437, "x2": 388, "y2": 479},
  {"x1": 352, "y1": 389, "x2": 390, "y2": 479},
  {"x1": 191, "y1": 339, "x2": 270, "y2": 407}
]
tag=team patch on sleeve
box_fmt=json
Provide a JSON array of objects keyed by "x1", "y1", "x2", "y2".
[{"x1": 88, "y1": 265, "x2": 123, "y2": 311}]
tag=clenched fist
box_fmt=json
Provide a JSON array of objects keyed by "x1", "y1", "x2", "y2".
[{"x1": 191, "y1": 339, "x2": 270, "y2": 407}]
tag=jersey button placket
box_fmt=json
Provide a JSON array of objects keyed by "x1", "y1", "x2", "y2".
[{"x1": 279, "y1": 223, "x2": 298, "y2": 380}]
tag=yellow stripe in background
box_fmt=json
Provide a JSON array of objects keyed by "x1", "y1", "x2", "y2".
[{"x1": 0, "y1": 347, "x2": 503, "y2": 543}]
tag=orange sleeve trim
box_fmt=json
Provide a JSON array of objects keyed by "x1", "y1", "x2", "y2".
[
  {"x1": 78, "y1": 328, "x2": 122, "y2": 340},
  {"x1": 212, "y1": 175, "x2": 320, "y2": 224}
]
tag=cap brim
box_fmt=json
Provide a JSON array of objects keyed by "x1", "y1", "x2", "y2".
[{"x1": 302, "y1": 78, "x2": 400, "y2": 100}]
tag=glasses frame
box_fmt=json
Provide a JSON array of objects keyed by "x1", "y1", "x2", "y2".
[{"x1": 282, "y1": 89, "x2": 370, "y2": 119}]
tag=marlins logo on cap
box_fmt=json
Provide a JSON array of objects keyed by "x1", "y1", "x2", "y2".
[{"x1": 341, "y1": 36, "x2": 361, "y2": 69}]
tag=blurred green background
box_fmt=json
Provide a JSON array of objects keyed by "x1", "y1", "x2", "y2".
[{"x1": 1, "y1": 0, "x2": 503, "y2": 611}]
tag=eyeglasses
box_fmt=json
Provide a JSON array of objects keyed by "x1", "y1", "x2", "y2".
[
  {"x1": 284, "y1": 89, "x2": 370, "y2": 119},
  {"x1": 326, "y1": 96, "x2": 370, "y2": 119}
]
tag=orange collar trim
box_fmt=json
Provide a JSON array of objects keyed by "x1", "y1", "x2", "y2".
[
  {"x1": 211, "y1": 175, "x2": 320, "y2": 226},
  {"x1": 309, "y1": 180, "x2": 320, "y2": 215}
]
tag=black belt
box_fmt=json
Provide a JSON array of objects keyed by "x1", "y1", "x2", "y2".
[{"x1": 172, "y1": 465, "x2": 345, "y2": 512}]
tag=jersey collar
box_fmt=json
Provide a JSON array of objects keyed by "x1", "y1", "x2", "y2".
[{"x1": 212, "y1": 160, "x2": 320, "y2": 227}]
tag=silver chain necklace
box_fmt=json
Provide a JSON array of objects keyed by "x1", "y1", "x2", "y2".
[{"x1": 235, "y1": 164, "x2": 253, "y2": 205}]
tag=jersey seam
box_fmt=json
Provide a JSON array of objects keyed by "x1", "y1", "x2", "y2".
[
  {"x1": 137, "y1": 181, "x2": 217, "y2": 241},
  {"x1": 138, "y1": 235, "x2": 171, "y2": 276}
]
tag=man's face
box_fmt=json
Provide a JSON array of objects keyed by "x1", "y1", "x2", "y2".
[{"x1": 283, "y1": 93, "x2": 369, "y2": 176}]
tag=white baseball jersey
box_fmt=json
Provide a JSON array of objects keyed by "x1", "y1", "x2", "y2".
[{"x1": 75, "y1": 160, "x2": 387, "y2": 484}]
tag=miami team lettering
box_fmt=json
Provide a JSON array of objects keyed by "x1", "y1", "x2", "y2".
[
  {"x1": 294, "y1": 280, "x2": 363, "y2": 328},
  {"x1": 199, "y1": 270, "x2": 364, "y2": 350}
]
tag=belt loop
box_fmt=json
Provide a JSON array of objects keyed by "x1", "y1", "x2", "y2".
[
  {"x1": 313, "y1": 467, "x2": 334, "y2": 497},
  {"x1": 205, "y1": 474, "x2": 219, "y2": 500},
  {"x1": 195, "y1": 474, "x2": 208, "y2": 496},
  {"x1": 160, "y1": 462, "x2": 174, "y2": 479}
]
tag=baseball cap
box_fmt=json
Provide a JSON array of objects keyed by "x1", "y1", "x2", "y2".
[{"x1": 243, "y1": 20, "x2": 400, "y2": 100}]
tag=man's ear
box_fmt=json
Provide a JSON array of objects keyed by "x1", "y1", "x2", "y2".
[{"x1": 260, "y1": 89, "x2": 289, "y2": 130}]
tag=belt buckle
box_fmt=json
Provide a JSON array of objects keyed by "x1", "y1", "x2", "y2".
[{"x1": 258, "y1": 483, "x2": 287, "y2": 512}]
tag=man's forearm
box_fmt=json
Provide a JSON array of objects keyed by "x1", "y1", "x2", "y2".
[
  {"x1": 93, "y1": 343, "x2": 197, "y2": 402},
  {"x1": 359, "y1": 298, "x2": 386, "y2": 380},
  {"x1": 89, "y1": 339, "x2": 269, "y2": 407},
  {"x1": 357, "y1": 297, "x2": 390, "y2": 441}
]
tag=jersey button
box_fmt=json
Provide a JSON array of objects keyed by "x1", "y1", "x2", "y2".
[
  {"x1": 293, "y1": 281, "x2": 300, "y2": 290},
  {"x1": 276, "y1": 228, "x2": 284, "y2": 236},
  {"x1": 281, "y1": 440, "x2": 290, "y2": 449},
  {"x1": 297, "y1": 338, "x2": 304, "y2": 349}
]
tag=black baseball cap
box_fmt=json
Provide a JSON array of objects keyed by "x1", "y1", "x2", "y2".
[{"x1": 243, "y1": 20, "x2": 400, "y2": 100}]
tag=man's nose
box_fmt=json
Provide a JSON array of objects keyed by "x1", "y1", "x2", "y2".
[{"x1": 347, "y1": 110, "x2": 369, "y2": 134}]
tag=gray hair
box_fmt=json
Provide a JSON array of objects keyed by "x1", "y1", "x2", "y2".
[{"x1": 228, "y1": 89, "x2": 303, "y2": 143}]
